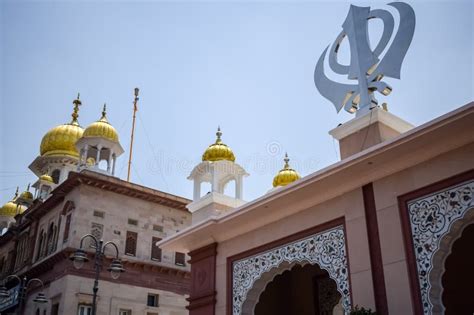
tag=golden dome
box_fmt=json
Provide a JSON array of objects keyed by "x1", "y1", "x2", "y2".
[
  {"x1": 273, "y1": 153, "x2": 301, "y2": 187},
  {"x1": 202, "y1": 127, "x2": 236, "y2": 162},
  {"x1": 86, "y1": 157, "x2": 95, "y2": 166},
  {"x1": 0, "y1": 189, "x2": 26, "y2": 217},
  {"x1": 19, "y1": 185, "x2": 33, "y2": 203},
  {"x1": 40, "y1": 94, "x2": 84, "y2": 157},
  {"x1": 40, "y1": 174, "x2": 54, "y2": 183},
  {"x1": 83, "y1": 104, "x2": 119, "y2": 142}
]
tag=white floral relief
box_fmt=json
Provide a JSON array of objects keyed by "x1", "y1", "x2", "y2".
[
  {"x1": 407, "y1": 180, "x2": 473, "y2": 315},
  {"x1": 232, "y1": 225, "x2": 351, "y2": 315}
]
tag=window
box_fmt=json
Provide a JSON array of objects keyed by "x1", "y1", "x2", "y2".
[
  {"x1": 151, "y1": 237, "x2": 162, "y2": 262},
  {"x1": 128, "y1": 218, "x2": 138, "y2": 226},
  {"x1": 46, "y1": 222, "x2": 56, "y2": 255},
  {"x1": 63, "y1": 214, "x2": 71, "y2": 243},
  {"x1": 152, "y1": 225, "x2": 163, "y2": 232},
  {"x1": 51, "y1": 303, "x2": 60, "y2": 315},
  {"x1": 119, "y1": 310, "x2": 131, "y2": 315},
  {"x1": 78, "y1": 304, "x2": 92, "y2": 315},
  {"x1": 5, "y1": 251, "x2": 14, "y2": 274},
  {"x1": 51, "y1": 169, "x2": 61, "y2": 184},
  {"x1": 14, "y1": 234, "x2": 29, "y2": 269},
  {"x1": 175, "y1": 252, "x2": 186, "y2": 266},
  {"x1": 93, "y1": 210, "x2": 105, "y2": 218},
  {"x1": 39, "y1": 186, "x2": 51, "y2": 200},
  {"x1": 147, "y1": 293, "x2": 159, "y2": 307},
  {"x1": 125, "y1": 231, "x2": 137, "y2": 256},
  {"x1": 0, "y1": 256, "x2": 4, "y2": 276}
]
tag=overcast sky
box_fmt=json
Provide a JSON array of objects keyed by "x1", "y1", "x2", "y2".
[{"x1": 1, "y1": 0, "x2": 472, "y2": 203}]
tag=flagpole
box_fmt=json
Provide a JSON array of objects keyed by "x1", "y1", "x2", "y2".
[{"x1": 127, "y1": 88, "x2": 139, "y2": 182}]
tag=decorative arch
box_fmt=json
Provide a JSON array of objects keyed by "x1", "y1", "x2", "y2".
[
  {"x1": 403, "y1": 178, "x2": 473, "y2": 315},
  {"x1": 36, "y1": 229, "x2": 45, "y2": 261},
  {"x1": 245, "y1": 260, "x2": 341, "y2": 314},
  {"x1": 429, "y1": 208, "x2": 474, "y2": 313},
  {"x1": 231, "y1": 225, "x2": 350, "y2": 315},
  {"x1": 62, "y1": 200, "x2": 75, "y2": 215},
  {"x1": 46, "y1": 222, "x2": 55, "y2": 255}
]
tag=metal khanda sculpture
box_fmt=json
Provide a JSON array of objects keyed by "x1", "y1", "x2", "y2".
[{"x1": 314, "y1": 2, "x2": 415, "y2": 116}]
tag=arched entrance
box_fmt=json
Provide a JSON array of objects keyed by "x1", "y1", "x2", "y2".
[
  {"x1": 400, "y1": 178, "x2": 473, "y2": 314},
  {"x1": 255, "y1": 264, "x2": 342, "y2": 315},
  {"x1": 231, "y1": 224, "x2": 351, "y2": 315},
  {"x1": 441, "y1": 223, "x2": 474, "y2": 315}
]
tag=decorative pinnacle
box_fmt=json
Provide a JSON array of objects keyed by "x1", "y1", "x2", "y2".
[
  {"x1": 101, "y1": 103, "x2": 107, "y2": 120},
  {"x1": 284, "y1": 153, "x2": 290, "y2": 169},
  {"x1": 14, "y1": 187, "x2": 19, "y2": 198},
  {"x1": 26, "y1": 183, "x2": 30, "y2": 191},
  {"x1": 216, "y1": 126, "x2": 222, "y2": 144},
  {"x1": 71, "y1": 93, "x2": 82, "y2": 125}
]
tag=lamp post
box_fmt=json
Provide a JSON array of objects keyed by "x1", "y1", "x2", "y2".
[
  {"x1": 0, "y1": 274, "x2": 48, "y2": 314},
  {"x1": 69, "y1": 234, "x2": 124, "y2": 315}
]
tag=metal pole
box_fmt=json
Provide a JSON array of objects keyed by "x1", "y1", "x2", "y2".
[
  {"x1": 91, "y1": 240, "x2": 103, "y2": 315},
  {"x1": 127, "y1": 88, "x2": 139, "y2": 182}
]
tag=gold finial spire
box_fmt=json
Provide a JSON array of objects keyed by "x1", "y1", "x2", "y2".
[
  {"x1": 26, "y1": 183, "x2": 30, "y2": 191},
  {"x1": 71, "y1": 93, "x2": 82, "y2": 125},
  {"x1": 216, "y1": 126, "x2": 222, "y2": 144},
  {"x1": 101, "y1": 103, "x2": 108, "y2": 121},
  {"x1": 14, "y1": 187, "x2": 19, "y2": 199},
  {"x1": 284, "y1": 152, "x2": 290, "y2": 169}
]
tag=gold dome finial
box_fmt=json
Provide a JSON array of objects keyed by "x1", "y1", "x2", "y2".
[
  {"x1": 19, "y1": 184, "x2": 34, "y2": 203},
  {"x1": 39, "y1": 95, "x2": 84, "y2": 157},
  {"x1": 284, "y1": 152, "x2": 290, "y2": 168},
  {"x1": 202, "y1": 127, "x2": 236, "y2": 162},
  {"x1": 272, "y1": 153, "x2": 301, "y2": 188},
  {"x1": 101, "y1": 103, "x2": 108, "y2": 121},
  {"x1": 216, "y1": 126, "x2": 222, "y2": 144},
  {"x1": 82, "y1": 103, "x2": 118, "y2": 142},
  {"x1": 71, "y1": 93, "x2": 82, "y2": 125}
]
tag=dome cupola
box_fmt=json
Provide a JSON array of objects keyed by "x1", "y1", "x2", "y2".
[
  {"x1": 76, "y1": 103, "x2": 124, "y2": 176},
  {"x1": 273, "y1": 153, "x2": 301, "y2": 187},
  {"x1": 202, "y1": 127, "x2": 235, "y2": 162},
  {"x1": 39, "y1": 94, "x2": 84, "y2": 157},
  {"x1": 0, "y1": 188, "x2": 26, "y2": 217},
  {"x1": 18, "y1": 184, "x2": 34, "y2": 205},
  {"x1": 83, "y1": 104, "x2": 119, "y2": 142}
]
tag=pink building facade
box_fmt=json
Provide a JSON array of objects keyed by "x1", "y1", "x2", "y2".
[{"x1": 160, "y1": 103, "x2": 474, "y2": 315}]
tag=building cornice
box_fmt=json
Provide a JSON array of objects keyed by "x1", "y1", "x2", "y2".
[
  {"x1": 25, "y1": 170, "x2": 190, "y2": 220},
  {"x1": 15, "y1": 248, "x2": 190, "y2": 296}
]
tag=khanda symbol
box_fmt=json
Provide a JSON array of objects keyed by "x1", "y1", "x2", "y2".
[{"x1": 314, "y1": 2, "x2": 415, "y2": 116}]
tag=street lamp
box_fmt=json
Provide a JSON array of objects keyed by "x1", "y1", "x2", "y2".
[
  {"x1": 0, "y1": 274, "x2": 48, "y2": 314},
  {"x1": 69, "y1": 234, "x2": 124, "y2": 315}
]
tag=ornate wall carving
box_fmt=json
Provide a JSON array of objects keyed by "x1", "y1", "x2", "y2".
[
  {"x1": 406, "y1": 179, "x2": 473, "y2": 314},
  {"x1": 231, "y1": 225, "x2": 351, "y2": 315}
]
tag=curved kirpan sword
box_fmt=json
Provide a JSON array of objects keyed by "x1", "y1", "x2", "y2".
[{"x1": 314, "y1": 2, "x2": 415, "y2": 116}]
